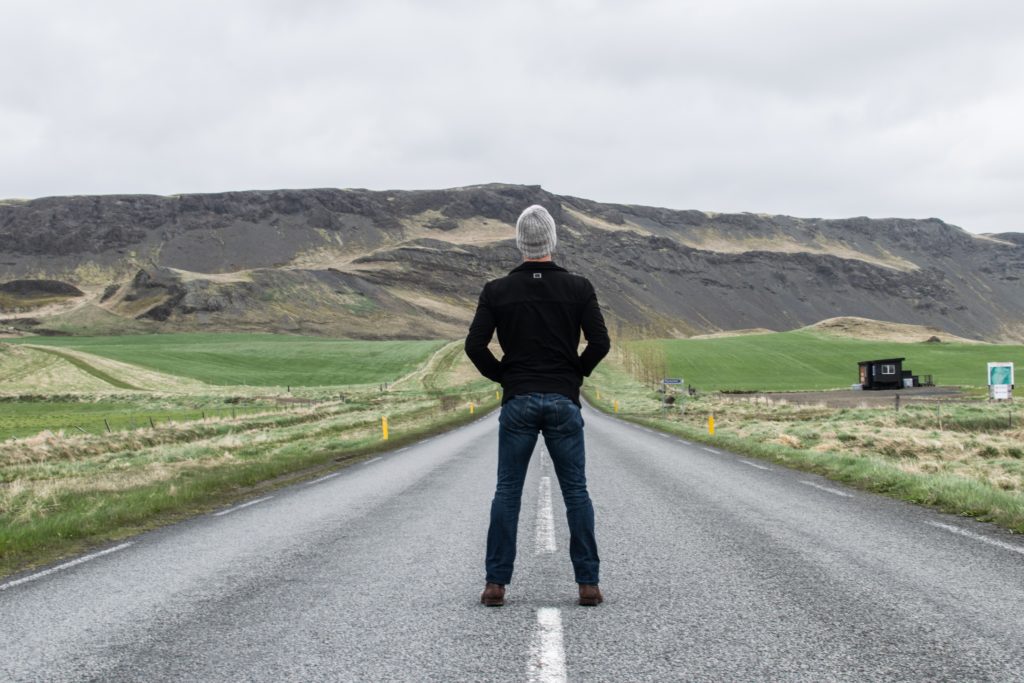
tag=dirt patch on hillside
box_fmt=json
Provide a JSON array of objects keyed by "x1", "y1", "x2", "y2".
[
  {"x1": 689, "y1": 328, "x2": 775, "y2": 339},
  {"x1": 806, "y1": 317, "x2": 984, "y2": 344}
]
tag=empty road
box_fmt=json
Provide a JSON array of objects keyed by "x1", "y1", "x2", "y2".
[{"x1": 3, "y1": 404, "x2": 1024, "y2": 681}]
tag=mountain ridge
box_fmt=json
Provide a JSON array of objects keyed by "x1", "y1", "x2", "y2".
[{"x1": 2, "y1": 184, "x2": 1022, "y2": 341}]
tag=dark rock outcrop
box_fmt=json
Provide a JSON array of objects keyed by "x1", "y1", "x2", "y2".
[{"x1": 0, "y1": 279, "x2": 83, "y2": 297}]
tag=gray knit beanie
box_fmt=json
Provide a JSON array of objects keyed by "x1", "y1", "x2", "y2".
[{"x1": 515, "y1": 205, "x2": 557, "y2": 259}]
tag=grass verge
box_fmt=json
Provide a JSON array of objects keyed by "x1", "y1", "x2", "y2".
[
  {"x1": 0, "y1": 395, "x2": 498, "y2": 579},
  {"x1": 1, "y1": 334, "x2": 501, "y2": 579},
  {"x1": 583, "y1": 356, "x2": 1024, "y2": 534}
]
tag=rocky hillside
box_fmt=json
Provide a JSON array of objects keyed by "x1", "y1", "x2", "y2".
[{"x1": 1, "y1": 184, "x2": 1022, "y2": 341}]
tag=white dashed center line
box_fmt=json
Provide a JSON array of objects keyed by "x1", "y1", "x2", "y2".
[
  {"x1": 213, "y1": 496, "x2": 273, "y2": 516},
  {"x1": 799, "y1": 481, "x2": 852, "y2": 498},
  {"x1": 535, "y1": 476, "x2": 556, "y2": 554},
  {"x1": 529, "y1": 607, "x2": 566, "y2": 683},
  {"x1": 927, "y1": 521, "x2": 1024, "y2": 557},
  {"x1": 0, "y1": 543, "x2": 133, "y2": 591}
]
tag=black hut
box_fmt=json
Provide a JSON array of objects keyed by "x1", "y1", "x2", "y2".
[{"x1": 858, "y1": 358, "x2": 907, "y2": 390}]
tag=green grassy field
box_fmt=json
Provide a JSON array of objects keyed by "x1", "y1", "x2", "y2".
[
  {"x1": 629, "y1": 331, "x2": 1024, "y2": 391},
  {"x1": 11, "y1": 334, "x2": 446, "y2": 387},
  {"x1": 0, "y1": 396, "x2": 287, "y2": 440}
]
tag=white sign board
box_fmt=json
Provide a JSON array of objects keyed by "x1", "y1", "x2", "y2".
[
  {"x1": 987, "y1": 362, "x2": 1014, "y2": 400},
  {"x1": 987, "y1": 362, "x2": 1014, "y2": 386}
]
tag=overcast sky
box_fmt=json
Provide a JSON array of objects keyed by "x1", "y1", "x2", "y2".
[{"x1": 2, "y1": 0, "x2": 1022, "y2": 234}]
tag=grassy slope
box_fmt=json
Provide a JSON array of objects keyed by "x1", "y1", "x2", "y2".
[
  {"x1": 632, "y1": 331, "x2": 1024, "y2": 391},
  {"x1": 0, "y1": 336, "x2": 498, "y2": 577},
  {"x1": 30, "y1": 347, "x2": 142, "y2": 390},
  {"x1": 11, "y1": 333, "x2": 446, "y2": 386}
]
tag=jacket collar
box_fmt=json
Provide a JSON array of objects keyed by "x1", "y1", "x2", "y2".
[{"x1": 510, "y1": 261, "x2": 567, "y2": 275}]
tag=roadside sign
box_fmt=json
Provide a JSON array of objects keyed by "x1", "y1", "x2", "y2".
[
  {"x1": 663, "y1": 378, "x2": 682, "y2": 384},
  {"x1": 987, "y1": 362, "x2": 1014, "y2": 400},
  {"x1": 987, "y1": 362, "x2": 1014, "y2": 386}
]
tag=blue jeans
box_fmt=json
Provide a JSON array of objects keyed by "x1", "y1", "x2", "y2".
[{"x1": 485, "y1": 392, "x2": 599, "y2": 585}]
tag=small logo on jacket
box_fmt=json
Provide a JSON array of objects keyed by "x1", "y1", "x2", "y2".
[{"x1": 533, "y1": 273, "x2": 542, "y2": 279}]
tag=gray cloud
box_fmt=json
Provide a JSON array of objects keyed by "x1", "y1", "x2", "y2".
[{"x1": 1, "y1": 0, "x2": 1022, "y2": 233}]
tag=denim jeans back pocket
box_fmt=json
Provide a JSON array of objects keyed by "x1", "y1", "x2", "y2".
[
  {"x1": 500, "y1": 394, "x2": 537, "y2": 431},
  {"x1": 549, "y1": 397, "x2": 584, "y2": 434}
]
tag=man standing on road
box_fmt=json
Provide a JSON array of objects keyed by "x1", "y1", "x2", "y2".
[{"x1": 465, "y1": 204, "x2": 611, "y2": 607}]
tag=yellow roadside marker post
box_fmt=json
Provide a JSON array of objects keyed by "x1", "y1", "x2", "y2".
[
  {"x1": 382, "y1": 416, "x2": 389, "y2": 441},
  {"x1": 708, "y1": 414, "x2": 715, "y2": 436},
  {"x1": 596, "y1": 389, "x2": 601, "y2": 400},
  {"x1": 613, "y1": 400, "x2": 619, "y2": 413},
  {"x1": 470, "y1": 402, "x2": 475, "y2": 414}
]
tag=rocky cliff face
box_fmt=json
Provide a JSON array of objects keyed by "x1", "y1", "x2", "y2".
[{"x1": 1, "y1": 184, "x2": 1022, "y2": 341}]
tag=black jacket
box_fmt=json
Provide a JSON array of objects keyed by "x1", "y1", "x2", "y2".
[{"x1": 464, "y1": 261, "x2": 611, "y2": 406}]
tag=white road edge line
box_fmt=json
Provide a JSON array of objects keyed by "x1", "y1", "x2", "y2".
[
  {"x1": 0, "y1": 542, "x2": 132, "y2": 591},
  {"x1": 362, "y1": 457, "x2": 383, "y2": 466},
  {"x1": 536, "y1": 476, "x2": 556, "y2": 554},
  {"x1": 701, "y1": 447, "x2": 718, "y2": 454},
  {"x1": 213, "y1": 496, "x2": 273, "y2": 516},
  {"x1": 529, "y1": 607, "x2": 567, "y2": 683},
  {"x1": 740, "y1": 460, "x2": 770, "y2": 471},
  {"x1": 304, "y1": 472, "x2": 340, "y2": 486},
  {"x1": 927, "y1": 521, "x2": 1024, "y2": 557},
  {"x1": 397, "y1": 447, "x2": 409, "y2": 453},
  {"x1": 799, "y1": 481, "x2": 852, "y2": 498}
]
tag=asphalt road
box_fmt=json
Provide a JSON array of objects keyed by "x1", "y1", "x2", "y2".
[{"x1": 3, "y1": 404, "x2": 1024, "y2": 682}]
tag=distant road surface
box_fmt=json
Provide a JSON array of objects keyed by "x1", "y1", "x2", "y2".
[{"x1": 3, "y1": 405, "x2": 1024, "y2": 681}]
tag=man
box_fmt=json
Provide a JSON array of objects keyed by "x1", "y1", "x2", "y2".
[{"x1": 465, "y1": 204, "x2": 611, "y2": 607}]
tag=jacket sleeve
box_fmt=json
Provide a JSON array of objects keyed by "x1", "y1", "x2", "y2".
[
  {"x1": 579, "y1": 281, "x2": 611, "y2": 376},
  {"x1": 464, "y1": 284, "x2": 503, "y2": 382}
]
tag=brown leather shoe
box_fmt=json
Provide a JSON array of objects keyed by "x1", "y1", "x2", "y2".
[
  {"x1": 481, "y1": 582, "x2": 505, "y2": 606},
  {"x1": 578, "y1": 584, "x2": 603, "y2": 606}
]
